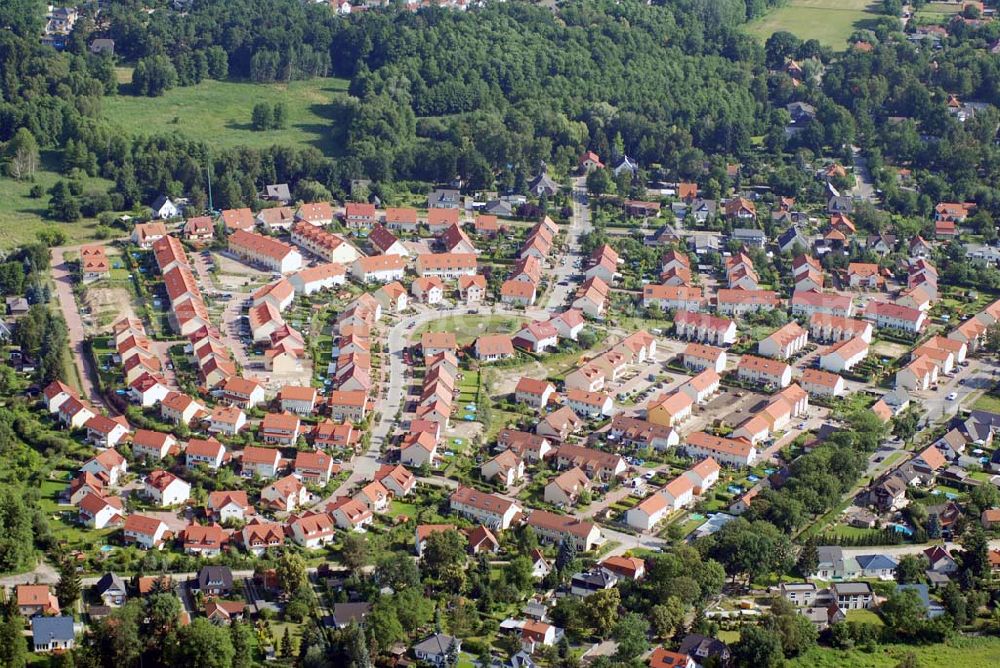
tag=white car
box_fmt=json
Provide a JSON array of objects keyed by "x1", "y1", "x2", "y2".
[{"x1": 946, "y1": 392, "x2": 958, "y2": 401}]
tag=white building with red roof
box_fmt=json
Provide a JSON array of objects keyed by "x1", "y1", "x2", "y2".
[
  {"x1": 369, "y1": 224, "x2": 409, "y2": 257},
  {"x1": 80, "y1": 449, "x2": 127, "y2": 486},
  {"x1": 208, "y1": 491, "x2": 253, "y2": 523},
  {"x1": 401, "y1": 431, "x2": 438, "y2": 468},
  {"x1": 481, "y1": 450, "x2": 525, "y2": 488},
  {"x1": 57, "y1": 395, "x2": 95, "y2": 429},
  {"x1": 411, "y1": 276, "x2": 444, "y2": 305},
  {"x1": 43, "y1": 380, "x2": 76, "y2": 414},
  {"x1": 864, "y1": 301, "x2": 926, "y2": 333},
  {"x1": 288, "y1": 263, "x2": 347, "y2": 295},
  {"x1": 288, "y1": 511, "x2": 336, "y2": 548},
  {"x1": 160, "y1": 391, "x2": 204, "y2": 425},
  {"x1": 511, "y1": 320, "x2": 558, "y2": 354},
  {"x1": 626, "y1": 493, "x2": 670, "y2": 531},
  {"x1": 550, "y1": 309, "x2": 585, "y2": 340},
  {"x1": 374, "y1": 464, "x2": 416, "y2": 497},
  {"x1": 260, "y1": 412, "x2": 301, "y2": 445},
  {"x1": 144, "y1": 470, "x2": 191, "y2": 506},
  {"x1": 526, "y1": 509, "x2": 602, "y2": 551},
  {"x1": 564, "y1": 389, "x2": 614, "y2": 418},
  {"x1": 185, "y1": 437, "x2": 226, "y2": 469},
  {"x1": 181, "y1": 523, "x2": 227, "y2": 557},
  {"x1": 132, "y1": 429, "x2": 177, "y2": 460},
  {"x1": 736, "y1": 355, "x2": 792, "y2": 388},
  {"x1": 242, "y1": 519, "x2": 285, "y2": 555},
  {"x1": 262, "y1": 474, "x2": 308, "y2": 512},
  {"x1": 679, "y1": 368, "x2": 721, "y2": 405},
  {"x1": 85, "y1": 414, "x2": 130, "y2": 448},
  {"x1": 78, "y1": 493, "x2": 124, "y2": 529},
  {"x1": 500, "y1": 279, "x2": 537, "y2": 306},
  {"x1": 295, "y1": 202, "x2": 334, "y2": 227},
  {"x1": 123, "y1": 514, "x2": 168, "y2": 550},
  {"x1": 208, "y1": 404, "x2": 246, "y2": 435},
  {"x1": 896, "y1": 354, "x2": 939, "y2": 391},
  {"x1": 514, "y1": 377, "x2": 556, "y2": 409},
  {"x1": 449, "y1": 486, "x2": 522, "y2": 530},
  {"x1": 758, "y1": 322, "x2": 808, "y2": 359},
  {"x1": 684, "y1": 431, "x2": 757, "y2": 467},
  {"x1": 344, "y1": 201, "x2": 377, "y2": 229},
  {"x1": 674, "y1": 310, "x2": 736, "y2": 346},
  {"x1": 294, "y1": 450, "x2": 335, "y2": 485},
  {"x1": 329, "y1": 498, "x2": 373, "y2": 532},
  {"x1": 228, "y1": 229, "x2": 302, "y2": 273},
  {"x1": 354, "y1": 480, "x2": 390, "y2": 513},
  {"x1": 791, "y1": 290, "x2": 854, "y2": 318},
  {"x1": 800, "y1": 368, "x2": 846, "y2": 397},
  {"x1": 643, "y1": 284, "x2": 705, "y2": 312},
  {"x1": 253, "y1": 279, "x2": 295, "y2": 312},
  {"x1": 241, "y1": 445, "x2": 282, "y2": 478},
  {"x1": 819, "y1": 336, "x2": 869, "y2": 373},
  {"x1": 716, "y1": 289, "x2": 779, "y2": 315},
  {"x1": 351, "y1": 255, "x2": 406, "y2": 283},
  {"x1": 682, "y1": 343, "x2": 727, "y2": 373},
  {"x1": 222, "y1": 377, "x2": 266, "y2": 409},
  {"x1": 129, "y1": 373, "x2": 170, "y2": 408},
  {"x1": 810, "y1": 313, "x2": 873, "y2": 343}
]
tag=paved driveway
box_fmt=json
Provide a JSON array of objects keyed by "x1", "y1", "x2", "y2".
[{"x1": 51, "y1": 245, "x2": 108, "y2": 409}]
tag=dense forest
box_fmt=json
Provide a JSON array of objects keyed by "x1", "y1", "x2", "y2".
[{"x1": 2, "y1": 0, "x2": 1000, "y2": 219}]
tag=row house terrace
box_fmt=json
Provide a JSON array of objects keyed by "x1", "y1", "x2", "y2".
[
  {"x1": 291, "y1": 222, "x2": 363, "y2": 265},
  {"x1": 674, "y1": 310, "x2": 736, "y2": 346},
  {"x1": 809, "y1": 313, "x2": 873, "y2": 343},
  {"x1": 228, "y1": 230, "x2": 302, "y2": 273}
]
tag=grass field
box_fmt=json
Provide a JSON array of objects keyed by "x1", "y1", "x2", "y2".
[
  {"x1": 973, "y1": 390, "x2": 1000, "y2": 413},
  {"x1": 416, "y1": 314, "x2": 529, "y2": 346},
  {"x1": 745, "y1": 0, "x2": 882, "y2": 48},
  {"x1": 102, "y1": 76, "x2": 351, "y2": 153},
  {"x1": 789, "y1": 636, "x2": 1000, "y2": 667},
  {"x1": 0, "y1": 154, "x2": 113, "y2": 250}
]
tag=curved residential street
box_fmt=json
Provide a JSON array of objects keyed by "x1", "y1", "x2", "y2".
[{"x1": 315, "y1": 180, "x2": 593, "y2": 506}]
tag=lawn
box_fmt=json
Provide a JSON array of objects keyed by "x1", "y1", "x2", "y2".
[
  {"x1": 845, "y1": 609, "x2": 884, "y2": 625},
  {"x1": 0, "y1": 154, "x2": 115, "y2": 251},
  {"x1": 416, "y1": 314, "x2": 529, "y2": 346},
  {"x1": 789, "y1": 636, "x2": 1000, "y2": 667},
  {"x1": 973, "y1": 390, "x2": 1000, "y2": 414},
  {"x1": 745, "y1": 0, "x2": 883, "y2": 48},
  {"x1": 102, "y1": 76, "x2": 351, "y2": 154}
]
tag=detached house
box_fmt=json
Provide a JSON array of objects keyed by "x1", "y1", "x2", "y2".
[
  {"x1": 294, "y1": 450, "x2": 336, "y2": 485},
  {"x1": 515, "y1": 377, "x2": 556, "y2": 409},
  {"x1": 473, "y1": 334, "x2": 515, "y2": 362},
  {"x1": 144, "y1": 470, "x2": 191, "y2": 506},
  {"x1": 241, "y1": 446, "x2": 282, "y2": 479},
  {"x1": 185, "y1": 437, "x2": 226, "y2": 469},
  {"x1": 85, "y1": 414, "x2": 130, "y2": 449},
  {"x1": 260, "y1": 411, "x2": 301, "y2": 445},
  {"x1": 261, "y1": 475, "x2": 309, "y2": 512},
  {"x1": 122, "y1": 514, "x2": 168, "y2": 550},
  {"x1": 80, "y1": 449, "x2": 128, "y2": 486}
]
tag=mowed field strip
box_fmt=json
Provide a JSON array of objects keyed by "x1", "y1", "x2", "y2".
[
  {"x1": 102, "y1": 75, "x2": 351, "y2": 153},
  {"x1": 745, "y1": 0, "x2": 882, "y2": 48}
]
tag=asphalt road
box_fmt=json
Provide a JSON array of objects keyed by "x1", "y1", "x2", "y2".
[
  {"x1": 545, "y1": 176, "x2": 592, "y2": 310},
  {"x1": 50, "y1": 244, "x2": 108, "y2": 409}
]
